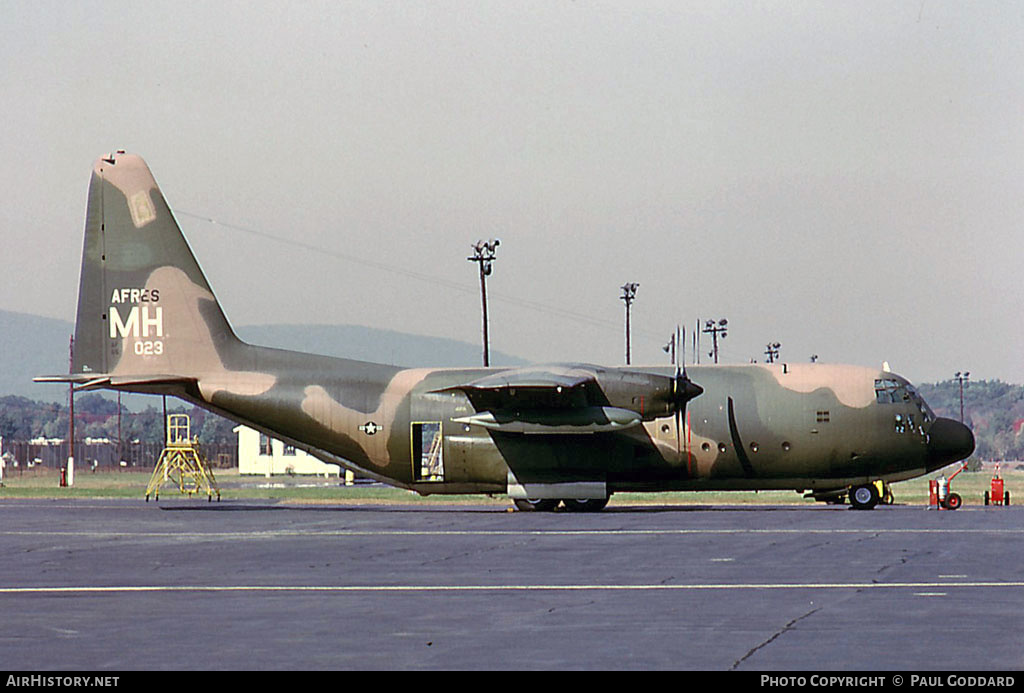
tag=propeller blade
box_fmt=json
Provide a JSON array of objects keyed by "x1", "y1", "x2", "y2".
[{"x1": 675, "y1": 395, "x2": 683, "y2": 455}]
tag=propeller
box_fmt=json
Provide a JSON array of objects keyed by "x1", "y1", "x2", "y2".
[{"x1": 672, "y1": 325, "x2": 703, "y2": 455}]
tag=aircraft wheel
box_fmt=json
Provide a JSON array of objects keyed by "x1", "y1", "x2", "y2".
[
  {"x1": 944, "y1": 492, "x2": 962, "y2": 510},
  {"x1": 513, "y1": 498, "x2": 560, "y2": 512},
  {"x1": 562, "y1": 497, "x2": 609, "y2": 513},
  {"x1": 849, "y1": 484, "x2": 879, "y2": 510}
]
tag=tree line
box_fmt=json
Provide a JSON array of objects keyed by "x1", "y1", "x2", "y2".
[
  {"x1": 915, "y1": 379, "x2": 1023, "y2": 461},
  {"x1": 0, "y1": 393, "x2": 237, "y2": 445}
]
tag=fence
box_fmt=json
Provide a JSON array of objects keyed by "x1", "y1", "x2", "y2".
[{"x1": 1, "y1": 440, "x2": 238, "y2": 471}]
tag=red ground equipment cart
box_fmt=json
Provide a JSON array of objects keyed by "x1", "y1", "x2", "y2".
[{"x1": 984, "y1": 465, "x2": 1010, "y2": 506}]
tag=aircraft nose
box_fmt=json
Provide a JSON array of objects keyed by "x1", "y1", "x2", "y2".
[{"x1": 927, "y1": 417, "x2": 975, "y2": 468}]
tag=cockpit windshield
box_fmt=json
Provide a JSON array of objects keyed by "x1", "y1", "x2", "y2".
[{"x1": 875, "y1": 378, "x2": 935, "y2": 422}]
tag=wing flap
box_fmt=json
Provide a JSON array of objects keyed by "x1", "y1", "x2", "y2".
[{"x1": 453, "y1": 406, "x2": 641, "y2": 434}]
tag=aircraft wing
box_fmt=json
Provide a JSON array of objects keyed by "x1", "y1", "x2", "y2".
[
  {"x1": 434, "y1": 365, "x2": 641, "y2": 434},
  {"x1": 434, "y1": 363, "x2": 700, "y2": 435}
]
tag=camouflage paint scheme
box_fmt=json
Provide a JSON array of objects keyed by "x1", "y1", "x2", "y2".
[{"x1": 38, "y1": 153, "x2": 975, "y2": 510}]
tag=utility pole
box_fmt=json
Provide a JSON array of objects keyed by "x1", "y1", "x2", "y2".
[
  {"x1": 954, "y1": 371, "x2": 970, "y2": 423},
  {"x1": 65, "y1": 335, "x2": 74, "y2": 487},
  {"x1": 117, "y1": 392, "x2": 123, "y2": 466},
  {"x1": 765, "y1": 342, "x2": 781, "y2": 364},
  {"x1": 468, "y1": 239, "x2": 499, "y2": 367},
  {"x1": 620, "y1": 283, "x2": 639, "y2": 365},
  {"x1": 703, "y1": 319, "x2": 728, "y2": 364}
]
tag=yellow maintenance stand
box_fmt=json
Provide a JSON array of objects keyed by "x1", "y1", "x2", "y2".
[{"x1": 145, "y1": 414, "x2": 221, "y2": 502}]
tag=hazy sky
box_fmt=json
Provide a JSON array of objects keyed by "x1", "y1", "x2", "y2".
[{"x1": 2, "y1": 1, "x2": 1021, "y2": 385}]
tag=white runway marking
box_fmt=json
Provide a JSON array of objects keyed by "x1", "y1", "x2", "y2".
[
  {"x1": 2, "y1": 581, "x2": 1024, "y2": 596},
  {"x1": 3, "y1": 527, "x2": 1024, "y2": 539}
]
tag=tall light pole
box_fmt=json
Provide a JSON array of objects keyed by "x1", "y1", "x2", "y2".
[
  {"x1": 954, "y1": 371, "x2": 970, "y2": 423},
  {"x1": 765, "y1": 342, "x2": 781, "y2": 364},
  {"x1": 703, "y1": 319, "x2": 728, "y2": 364},
  {"x1": 468, "y1": 239, "x2": 499, "y2": 367},
  {"x1": 620, "y1": 282, "x2": 639, "y2": 365}
]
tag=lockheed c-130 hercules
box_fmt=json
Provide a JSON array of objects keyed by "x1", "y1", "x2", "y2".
[{"x1": 38, "y1": 152, "x2": 975, "y2": 511}]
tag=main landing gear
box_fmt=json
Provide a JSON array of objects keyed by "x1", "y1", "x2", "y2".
[
  {"x1": 513, "y1": 497, "x2": 610, "y2": 512},
  {"x1": 849, "y1": 483, "x2": 880, "y2": 510}
]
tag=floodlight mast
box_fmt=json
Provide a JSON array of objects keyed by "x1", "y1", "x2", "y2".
[
  {"x1": 468, "y1": 239, "x2": 499, "y2": 367},
  {"x1": 703, "y1": 318, "x2": 728, "y2": 364},
  {"x1": 954, "y1": 371, "x2": 970, "y2": 423},
  {"x1": 620, "y1": 282, "x2": 639, "y2": 365}
]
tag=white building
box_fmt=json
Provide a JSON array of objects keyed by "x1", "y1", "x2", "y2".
[{"x1": 234, "y1": 425, "x2": 340, "y2": 477}]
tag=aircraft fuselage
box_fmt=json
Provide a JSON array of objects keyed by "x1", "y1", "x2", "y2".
[{"x1": 177, "y1": 343, "x2": 965, "y2": 500}]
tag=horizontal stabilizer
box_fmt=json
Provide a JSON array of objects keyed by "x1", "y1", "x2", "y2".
[{"x1": 34, "y1": 373, "x2": 196, "y2": 392}]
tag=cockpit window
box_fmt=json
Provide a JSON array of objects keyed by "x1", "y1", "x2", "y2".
[
  {"x1": 875, "y1": 379, "x2": 908, "y2": 403},
  {"x1": 875, "y1": 379, "x2": 935, "y2": 423}
]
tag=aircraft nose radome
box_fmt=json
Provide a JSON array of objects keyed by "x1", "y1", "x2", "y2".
[{"x1": 927, "y1": 417, "x2": 975, "y2": 467}]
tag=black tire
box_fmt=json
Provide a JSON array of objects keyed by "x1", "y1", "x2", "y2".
[
  {"x1": 1006, "y1": 491, "x2": 1010, "y2": 506},
  {"x1": 513, "y1": 498, "x2": 560, "y2": 512},
  {"x1": 985, "y1": 491, "x2": 990, "y2": 506},
  {"x1": 944, "y1": 492, "x2": 962, "y2": 510},
  {"x1": 849, "y1": 484, "x2": 879, "y2": 510},
  {"x1": 562, "y1": 497, "x2": 609, "y2": 512}
]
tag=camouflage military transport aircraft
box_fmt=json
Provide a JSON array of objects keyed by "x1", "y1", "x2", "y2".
[{"x1": 38, "y1": 152, "x2": 975, "y2": 510}]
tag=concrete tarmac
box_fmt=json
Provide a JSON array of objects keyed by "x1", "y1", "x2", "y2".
[{"x1": 1, "y1": 498, "x2": 1022, "y2": 671}]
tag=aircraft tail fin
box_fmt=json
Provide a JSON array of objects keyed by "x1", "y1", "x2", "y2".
[{"x1": 66, "y1": 151, "x2": 241, "y2": 382}]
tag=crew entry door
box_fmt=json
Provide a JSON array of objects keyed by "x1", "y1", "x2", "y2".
[{"x1": 412, "y1": 421, "x2": 444, "y2": 482}]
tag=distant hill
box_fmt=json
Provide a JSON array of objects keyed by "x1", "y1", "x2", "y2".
[
  {"x1": 0, "y1": 310, "x2": 75, "y2": 404},
  {"x1": 235, "y1": 324, "x2": 526, "y2": 369},
  {"x1": 0, "y1": 309, "x2": 526, "y2": 404}
]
